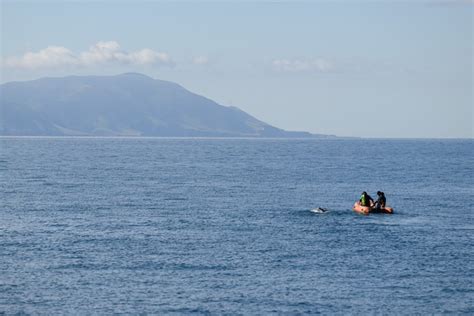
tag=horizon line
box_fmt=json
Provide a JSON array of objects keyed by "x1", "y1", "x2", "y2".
[{"x1": 0, "y1": 135, "x2": 472, "y2": 141}]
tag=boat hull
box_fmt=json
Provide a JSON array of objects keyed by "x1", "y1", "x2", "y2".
[
  {"x1": 352, "y1": 202, "x2": 371, "y2": 215},
  {"x1": 353, "y1": 202, "x2": 393, "y2": 215}
]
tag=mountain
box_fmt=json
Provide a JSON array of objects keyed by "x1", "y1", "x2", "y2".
[{"x1": 0, "y1": 73, "x2": 327, "y2": 137}]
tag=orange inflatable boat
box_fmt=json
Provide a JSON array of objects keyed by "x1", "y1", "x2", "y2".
[{"x1": 352, "y1": 202, "x2": 393, "y2": 215}]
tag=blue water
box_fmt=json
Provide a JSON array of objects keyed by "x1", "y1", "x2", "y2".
[{"x1": 0, "y1": 138, "x2": 473, "y2": 314}]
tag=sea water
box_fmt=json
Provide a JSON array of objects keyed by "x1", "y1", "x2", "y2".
[{"x1": 0, "y1": 137, "x2": 472, "y2": 314}]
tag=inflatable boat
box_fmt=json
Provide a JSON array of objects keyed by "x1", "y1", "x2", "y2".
[{"x1": 352, "y1": 202, "x2": 393, "y2": 215}]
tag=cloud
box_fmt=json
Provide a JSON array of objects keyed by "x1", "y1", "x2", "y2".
[
  {"x1": 4, "y1": 46, "x2": 79, "y2": 69},
  {"x1": 272, "y1": 58, "x2": 334, "y2": 73},
  {"x1": 3, "y1": 41, "x2": 173, "y2": 69},
  {"x1": 192, "y1": 56, "x2": 209, "y2": 65}
]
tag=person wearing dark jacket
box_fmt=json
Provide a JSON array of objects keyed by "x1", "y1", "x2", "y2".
[{"x1": 374, "y1": 191, "x2": 386, "y2": 210}]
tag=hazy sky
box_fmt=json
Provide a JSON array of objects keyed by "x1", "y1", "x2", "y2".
[{"x1": 1, "y1": 0, "x2": 472, "y2": 138}]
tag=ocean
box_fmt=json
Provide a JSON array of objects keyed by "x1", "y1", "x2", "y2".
[{"x1": 0, "y1": 137, "x2": 472, "y2": 314}]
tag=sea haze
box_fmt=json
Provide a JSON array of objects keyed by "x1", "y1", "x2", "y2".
[{"x1": 0, "y1": 138, "x2": 472, "y2": 314}]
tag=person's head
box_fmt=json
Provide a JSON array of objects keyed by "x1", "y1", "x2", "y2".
[{"x1": 377, "y1": 191, "x2": 384, "y2": 196}]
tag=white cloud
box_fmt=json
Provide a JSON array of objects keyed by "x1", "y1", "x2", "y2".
[
  {"x1": 3, "y1": 41, "x2": 173, "y2": 69},
  {"x1": 79, "y1": 41, "x2": 122, "y2": 66},
  {"x1": 4, "y1": 46, "x2": 79, "y2": 69},
  {"x1": 272, "y1": 58, "x2": 334, "y2": 73},
  {"x1": 128, "y1": 49, "x2": 172, "y2": 65},
  {"x1": 192, "y1": 56, "x2": 209, "y2": 65}
]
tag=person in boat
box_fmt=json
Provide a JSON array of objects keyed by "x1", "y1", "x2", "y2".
[
  {"x1": 374, "y1": 191, "x2": 386, "y2": 210},
  {"x1": 359, "y1": 191, "x2": 374, "y2": 207}
]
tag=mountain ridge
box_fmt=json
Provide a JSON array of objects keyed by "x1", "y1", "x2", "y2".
[{"x1": 0, "y1": 73, "x2": 333, "y2": 138}]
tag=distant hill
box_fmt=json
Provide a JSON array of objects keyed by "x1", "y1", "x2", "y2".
[{"x1": 0, "y1": 73, "x2": 330, "y2": 137}]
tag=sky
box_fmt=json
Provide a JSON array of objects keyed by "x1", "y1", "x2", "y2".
[{"x1": 1, "y1": 0, "x2": 472, "y2": 138}]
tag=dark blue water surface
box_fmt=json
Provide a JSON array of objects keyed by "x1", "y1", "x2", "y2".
[{"x1": 0, "y1": 138, "x2": 473, "y2": 314}]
